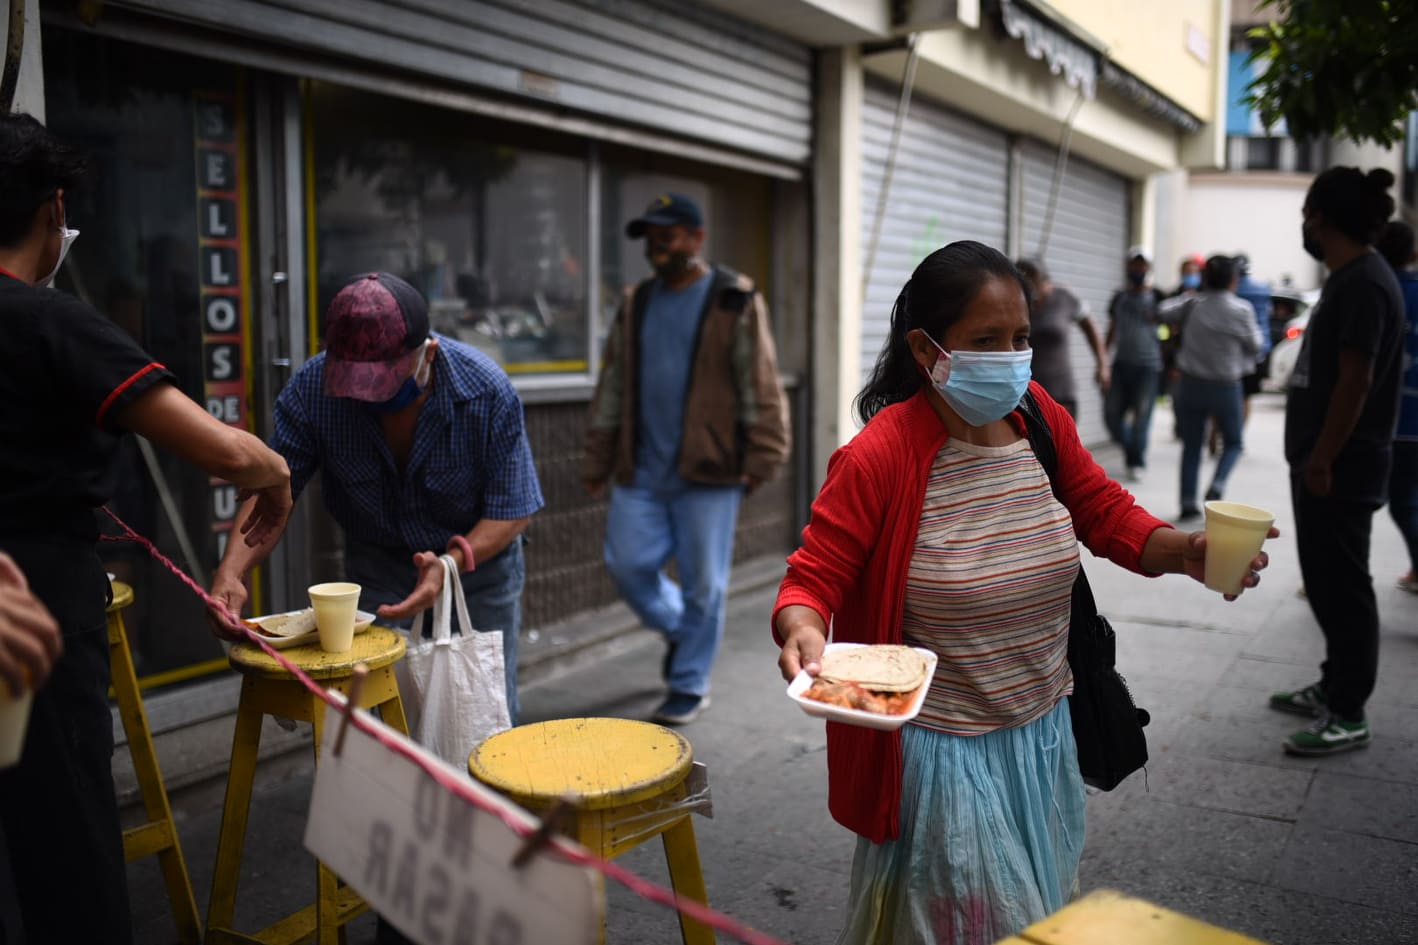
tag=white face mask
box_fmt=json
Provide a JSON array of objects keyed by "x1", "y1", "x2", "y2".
[{"x1": 42, "y1": 225, "x2": 80, "y2": 288}]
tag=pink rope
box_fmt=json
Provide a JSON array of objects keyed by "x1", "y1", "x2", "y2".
[{"x1": 99, "y1": 507, "x2": 792, "y2": 945}]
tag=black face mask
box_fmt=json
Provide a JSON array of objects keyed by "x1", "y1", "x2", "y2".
[
  {"x1": 1126, "y1": 270, "x2": 1147, "y2": 287},
  {"x1": 1302, "y1": 222, "x2": 1324, "y2": 262},
  {"x1": 648, "y1": 249, "x2": 694, "y2": 280}
]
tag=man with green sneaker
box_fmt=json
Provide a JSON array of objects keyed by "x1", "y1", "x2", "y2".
[{"x1": 1273, "y1": 167, "x2": 1405, "y2": 757}]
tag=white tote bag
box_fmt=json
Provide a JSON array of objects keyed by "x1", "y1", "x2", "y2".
[{"x1": 395, "y1": 555, "x2": 512, "y2": 767}]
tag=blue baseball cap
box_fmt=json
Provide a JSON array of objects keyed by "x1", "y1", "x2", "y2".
[{"x1": 625, "y1": 192, "x2": 703, "y2": 238}]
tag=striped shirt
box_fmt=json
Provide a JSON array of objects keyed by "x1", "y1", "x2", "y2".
[{"x1": 903, "y1": 438, "x2": 1079, "y2": 736}]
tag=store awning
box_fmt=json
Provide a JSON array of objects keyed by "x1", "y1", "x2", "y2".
[{"x1": 999, "y1": 0, "x2": 1099, "y2": 100}]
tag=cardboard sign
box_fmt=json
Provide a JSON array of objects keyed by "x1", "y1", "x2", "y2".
[{"x1": 305, "y1": 711, "x2": 601, "y2": 945}]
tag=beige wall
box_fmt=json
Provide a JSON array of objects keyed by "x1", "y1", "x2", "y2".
[
  {"x1": 1049, "y1": 0, "x2": 1221, "y2": 121},
  {"x1": 1181, "y1": 173, "x2": 1322, "y2": 290}
]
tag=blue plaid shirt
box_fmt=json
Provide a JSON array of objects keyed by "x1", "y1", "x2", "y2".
[{"x1": 273, "y1": 335, "x2": 544, "y2": 554}]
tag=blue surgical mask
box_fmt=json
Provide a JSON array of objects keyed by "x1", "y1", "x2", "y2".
[
  {"x1": 927, "y1": 339, "x2": 1033, "y2": 427},
  {"x1": 1181, "y1": 273, "x2": 1201, "y2": 290},
  {"x1": 365, "y1": 375, "x2": 423, "y2": 414},
  {"x1": 364, "y1": 344, "x2": 431, "y2": 414}
]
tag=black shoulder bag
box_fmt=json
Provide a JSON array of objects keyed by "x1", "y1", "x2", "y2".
[{"x1": 1018, "y1": 393, "x2": 1150, "y2": 791}]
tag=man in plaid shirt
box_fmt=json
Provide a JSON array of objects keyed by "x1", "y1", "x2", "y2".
[{"x1": 209, "y1": 272, "x2": 543, "y2": 720}]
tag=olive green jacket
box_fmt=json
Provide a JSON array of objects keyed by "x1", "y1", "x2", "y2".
[{"x1": 584, "y1": 266, "x2": 790, "y2": 488}]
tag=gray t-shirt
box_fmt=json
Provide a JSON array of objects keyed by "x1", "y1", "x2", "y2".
[
  {"x1": 1109, "y1": 288, "x2": 1162, "y2": 368},
  {"x1": 1164, "y1": 290, "x2": 1264, "y2": 382},
  {"x1": 1029, "y1": 286, "x2": 1087, "y2": 402}
]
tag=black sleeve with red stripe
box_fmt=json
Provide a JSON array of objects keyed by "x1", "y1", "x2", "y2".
[{"x1": 45, "y1": 291, "x2": 175, "y2": 432}]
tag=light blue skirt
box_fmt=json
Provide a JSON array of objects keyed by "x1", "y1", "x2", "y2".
[{"x1": 836, "y1": 699, "x2": 1086, "y2": 945}]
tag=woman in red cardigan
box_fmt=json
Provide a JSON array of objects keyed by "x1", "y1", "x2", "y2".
[{"x1": 774, "y1": 241, "x2": 1277, "y2": 944}]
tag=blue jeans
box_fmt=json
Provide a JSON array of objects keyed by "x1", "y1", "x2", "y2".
[
  {"x1": 1176, "y1": 374, "x2": 1245, "y2": 511},
  {"x1": 1104, "y1": 361, "x2": 1160, "y2": 469},
  {"x1": 604, "y1": 483, "x2": 743, "y2": 697},
  {"x1": 1390, "y1": 440, "x2": 1418, "y2": 573},
  {"x1": 346, "y1": 536, "x2": 524, "y2": 723}
]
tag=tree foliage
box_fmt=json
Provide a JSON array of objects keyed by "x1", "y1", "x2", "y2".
[{"x1": 1244, "y1": 0, "x2": 1418, "y2": 146}]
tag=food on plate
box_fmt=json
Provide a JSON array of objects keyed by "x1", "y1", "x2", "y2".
[
  {"x1": 801, "y1": 644, "x2": 931, "y2": 715},
  {"x1": 242, "y1": 609, "x2": 316, "y2": 638},
  {"x1": 801, "y1": 678, "x2": 918, "y2": 715}
]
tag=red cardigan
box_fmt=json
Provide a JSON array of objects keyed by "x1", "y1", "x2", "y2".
[{"x1": 773, "y1": 383, "x2": 1170, "y2": 843}]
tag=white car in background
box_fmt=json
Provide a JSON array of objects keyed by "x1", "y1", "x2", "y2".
[{"x1": 1261, "y1": 289, "x2": 1321, "y2": 393}]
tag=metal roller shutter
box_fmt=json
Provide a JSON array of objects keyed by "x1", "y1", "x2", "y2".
[
  {"x1": 102, "y1": 0, "x2": 812, "y2": 166},
  {"x1": 1018, "y1": 139, "x2": 1130, "y2": 447},
  {"x1": 860, "y1": 81, "x2": 1010, "y2": 390}
]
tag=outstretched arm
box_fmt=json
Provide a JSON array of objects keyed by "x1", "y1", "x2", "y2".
[{"x1": 114, "y1": 384, "x2": 291, "y2": 548}]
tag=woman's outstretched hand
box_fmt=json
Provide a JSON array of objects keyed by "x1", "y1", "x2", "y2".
[
  {"x1": 777, "y1": 606, "x2": 828, "y2": 681},
  {"x1": 1179, "y1": 526, "x2": 1281, "y2": 601}
]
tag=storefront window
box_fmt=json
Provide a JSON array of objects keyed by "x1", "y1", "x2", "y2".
[
  {"x1": 44, "y1": 30, "x2": 249, "y2": 684},
  {"x1": 309, "y1": 84, "x2": 590, "y2": 375}
]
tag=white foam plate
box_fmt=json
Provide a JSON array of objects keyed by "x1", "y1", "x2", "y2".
[
  {"x1": 244, "y1": 609, "x2": 377, "y2": 649},
  {"x1": 786, "y1": 643, "x2": 937, "y2": 731}
]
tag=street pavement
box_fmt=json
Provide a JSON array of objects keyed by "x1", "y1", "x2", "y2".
[{"x1": 127, "y1": 391, "x2": 1418, "y2": 944}]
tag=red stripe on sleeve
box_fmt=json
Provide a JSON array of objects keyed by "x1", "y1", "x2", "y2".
[{"x1": 95, "y1": 362, "x2": 167, "y2": 428}]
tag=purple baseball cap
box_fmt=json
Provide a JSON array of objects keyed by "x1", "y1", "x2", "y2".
[{"x1": 322, "y1": 272, "x2": 430, "y2": 401}]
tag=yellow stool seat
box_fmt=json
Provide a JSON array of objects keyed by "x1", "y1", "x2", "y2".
[
  {"x1": 1000, "y1": 888, "x2": 1271, "y2": 944},
  {"x1": 469, "y1": 717, "x2": 712, "y2": 945},
  {"x1": 228, "y1": 625, "x2": 407, "y2": 680},
  {"x1": 206, "y1": 625, "x2": 409, "y2": 945},
  {"x1": 106, "y1": 580, "x2": 201, "y2": 944}
]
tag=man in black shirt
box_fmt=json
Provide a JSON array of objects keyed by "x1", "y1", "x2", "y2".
[
  {"x1": 0, "y1": 114, "x2": 292, "y2": 944},
  {"x1": 1271, "y1": 167, "x2": 1404, "y2": 757}
]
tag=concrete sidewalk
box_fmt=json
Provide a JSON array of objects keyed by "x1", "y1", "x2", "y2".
[{"x1": 126, "y1": 391, "x2": 1418, "y2": 944}]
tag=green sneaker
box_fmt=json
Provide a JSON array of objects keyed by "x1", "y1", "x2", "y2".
[
  {"x1": 1269, "y1": 683, "x2": 1327, "y2": 717},
  {"x1": 1283, "y1": 714, "x2": 1372, "y2": 756}
]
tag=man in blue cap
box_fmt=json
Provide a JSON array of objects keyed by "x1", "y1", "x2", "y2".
[{"x1": 584, "y1": 193, "x2": 790, "y2": 724}]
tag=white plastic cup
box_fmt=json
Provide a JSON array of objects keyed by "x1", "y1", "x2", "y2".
[
  {"x1": 1203, "y1": 501, "x2": 1275, "y2": 595},
  {"x1": 308, "y1": 582, "x2": 362, "y2": 653},
  {"x1": 0, "y1": 686, "x2": 34, "y2": 768}
]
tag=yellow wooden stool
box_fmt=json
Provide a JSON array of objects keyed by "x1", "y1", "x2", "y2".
[
  {"x1": 205, "y1": 626, "x2": 409, "y2": 945},
  {"x1": 468, "y1": 717, "x2": 713, "y2": 945},
  {"x1": 107, "y1": 580, "x2": 202, "y2": 944},
  {"x1": 996, "y1": 889, "x2": 1271, "y2": 945}
]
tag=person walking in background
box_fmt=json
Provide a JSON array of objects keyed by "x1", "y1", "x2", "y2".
[
  {"x1": 773, "y1": 241, "x2": 1275, "y2": 945},
  {"x1": 1375, "y1": 220, "x2": 1418, "y2": 593},
  {"x1": 1104, "y1": 246, "x2": 1165, "y2": 482},
  {"x1": 1162, "y1": 253, "x2": 1206, "y2": 439},
  {"x1": 1272, "y1": 168, "x2": 1404, "y2": 756},
  {"x1": 585, "y1": 193, "x2": 790, "y2": 725},
  {"x1": 1016, "y1": 258, "x2": 1110, "y2": 418},
  {"x1": 1230, "y1": 254, "x2": 1273, "y2": 442},
  {"x1": 1160, "y1": 255, "x2": 1265, "y2": 521}
]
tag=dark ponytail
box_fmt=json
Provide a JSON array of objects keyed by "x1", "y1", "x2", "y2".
[
  {"x1": 855, "y1": 240, "x2": 1029, "y2": 425},
  {"x1": 1305, "y1": 166, "x2": 1396, "y2": 246}
]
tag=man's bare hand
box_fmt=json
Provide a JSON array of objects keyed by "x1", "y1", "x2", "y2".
[
  {"x1": 0, "y1": 553, "x2": 61, "y2": 695},
  {"x1": 238, "y1": 481, "x2": 293, "y2": 548},
  {"x1": 377, "y1": 551, "x2": 448, "y2": 621},
  {"x1": 206, "y1": 569, "x2": 251, "y2": 642}
]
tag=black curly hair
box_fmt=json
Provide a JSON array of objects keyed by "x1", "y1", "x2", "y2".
[
  {"x1": 0, "y1": 113, "x2": 87, "y2": 248},
  {"x1": 1304, "y1": 167, "x2": 1395, "y2": 247}
]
